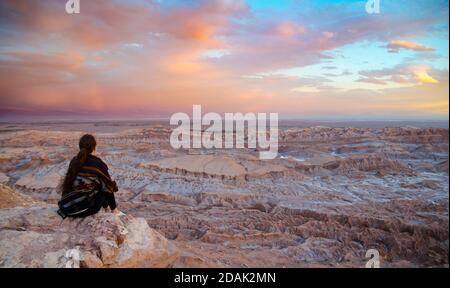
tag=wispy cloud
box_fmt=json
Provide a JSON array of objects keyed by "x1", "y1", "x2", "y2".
[
  {"x1": 387, "y1": 40, "x2": 435, "y2": 53},
  {"x1": 0, "y1": 0, "x2": 448, "y2": 119}
]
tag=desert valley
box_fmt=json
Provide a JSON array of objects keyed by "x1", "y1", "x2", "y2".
[{"x1": 0, "y1": 121, "x2": 448, "y2": 267}]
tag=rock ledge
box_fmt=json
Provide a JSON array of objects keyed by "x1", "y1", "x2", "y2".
[{"x1": 0, "y1": 205, "x2": 178, "y2": 268}]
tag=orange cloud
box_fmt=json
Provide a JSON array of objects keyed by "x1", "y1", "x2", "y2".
[{"x1": 387, "y1": 40, "x2": 435, "y2": 52}]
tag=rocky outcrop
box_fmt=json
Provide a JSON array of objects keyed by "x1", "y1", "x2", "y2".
[
  {"x1": 142, "y1": 155, "x2": 287, "y2": 180},
  {"x1": 141, "y1": 192, "x2": 197, "y2": 206},
  {"x1": 322, "y1": 153, "x2": 413, "y2": 175},
  {"x1": 0, "y1": 205, "x2": 178, "y2": 268},
  {"x1": 435, "y1": 160, "x2": 449, "y2": 173},
  {"x1": 15, "y1": 172, "x2": 63, "y2": 190},
  {"x1": 144, "y1": 155, "x2": 247, "y2": 178},
  {"x1": 0, "y1": 173, "x2": 9, "y2": 184},
  {"x1": 279, "y1": 127, "x2": 448, "y2": 145},
  {"x1": 0, "y1": 184, "x2": 40, "y2": 209}
]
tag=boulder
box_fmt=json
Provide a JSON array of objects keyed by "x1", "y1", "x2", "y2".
[{"x1": 0, "y1": 205, "x2": 178, "y2": 268}]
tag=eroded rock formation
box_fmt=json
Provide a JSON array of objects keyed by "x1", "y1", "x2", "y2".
[
  {"x1": 0, "y1": 123, "x2": 448, "y2": 267},
  {"x1": 0, "y1": 205, "x2": 178, "y2": 268}
]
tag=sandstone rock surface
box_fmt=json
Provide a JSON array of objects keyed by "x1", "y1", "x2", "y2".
[
  {"x1": 0, "y1": 205, "x2": 178, "y2": 268},
  {"x1": 0, "y1": 173, "x2": 9, "y2": 184},
  {"x1": 0, "y1": 184, "x2": 40, "y2": 209},
  {"x1": 144, "y1": 154, "x2": 287, "y2": 179}
]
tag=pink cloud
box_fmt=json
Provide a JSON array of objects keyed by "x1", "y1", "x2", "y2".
[
  {"x1": 0, "y1": 0, "x2": 447, "y2": 119},
  {"x1": 270, "y1": 22, "x2": 307, "y2": 37}
]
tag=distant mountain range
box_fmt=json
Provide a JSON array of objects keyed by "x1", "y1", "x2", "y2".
[{"x1": 0, "y1": 107, "x2": 169, "y2": 122}]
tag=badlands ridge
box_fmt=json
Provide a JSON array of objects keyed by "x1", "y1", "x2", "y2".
[{"x1": 0, "y1": 123, "x2": 448, "y2": 267}]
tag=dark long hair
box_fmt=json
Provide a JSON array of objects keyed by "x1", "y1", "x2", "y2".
[{"x1": 62, "y1": 134, "x2": 97, "y2": 195}]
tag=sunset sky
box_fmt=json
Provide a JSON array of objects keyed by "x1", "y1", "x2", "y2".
[{"x1": 0, "y1": 0, "x2": 448, "y2": 120}]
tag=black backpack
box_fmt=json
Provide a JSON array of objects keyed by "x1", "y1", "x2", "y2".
[{"x1": 57, "y1": 190, "x2": 99, "y2": 219}]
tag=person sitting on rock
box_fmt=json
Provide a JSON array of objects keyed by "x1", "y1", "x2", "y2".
[{"x1": 58, "y1": 134, "x2": 120, "y2": 218}]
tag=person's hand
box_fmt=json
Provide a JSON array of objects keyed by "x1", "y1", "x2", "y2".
[{"x1": 111, "y1": 209, "x2": 125, "y2": 216}]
